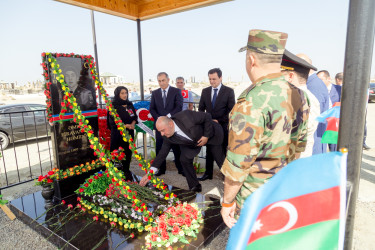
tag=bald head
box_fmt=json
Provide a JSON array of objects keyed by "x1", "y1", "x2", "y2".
[
  {"x1": 156, "y1": 116, "x2": 175, "y2": 137},
  {"x1": 296, "y1": 53, "x2": 314, "y2": 75}
]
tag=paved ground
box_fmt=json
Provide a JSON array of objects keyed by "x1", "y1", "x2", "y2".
[{"x1": 1, "y1": 102, "x2": 374, "y2": 249}]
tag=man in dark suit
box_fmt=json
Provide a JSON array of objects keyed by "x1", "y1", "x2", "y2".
[
  {"x1": 150, "y1": 72, "x2": 184, "y2": 176},
  {"x1": 139, "y1": 110, "x2": 225, "y2": 192},
  {"x1": 198, "y1": 68, "x2": 235, "y2": 181},
  {"x1": 317, "y1": 70, "x2": 342, "y2": 152}
]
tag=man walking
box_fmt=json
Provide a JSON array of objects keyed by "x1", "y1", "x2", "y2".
[
  {"x1": 150, "y1": 72, "x2": 183, "y2": 176},
  {"x1": 198, "y1": 68, "x2": 235, "y2": 181}
]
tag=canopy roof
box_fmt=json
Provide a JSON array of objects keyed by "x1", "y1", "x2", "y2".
[{"x1": 56, "y1": 0, "x2": 231, "y2": 20}]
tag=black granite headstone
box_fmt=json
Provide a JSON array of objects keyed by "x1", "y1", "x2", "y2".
[{"x1": 46, "y1": 55, "x2": 99, "y2": 199}]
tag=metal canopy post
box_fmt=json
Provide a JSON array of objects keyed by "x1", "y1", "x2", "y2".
[
  {"x1": 137, "y1": 19, "x2": 145, "y2": 101},
  {"x1": 338, "y1": 0, "x2": 375, "y2": 249},
  {"x1": 91, "y1": 10, "x2": 102, "y2": 108},
  {"x1": 136, "y1": 19, "x2": 147, "y2": 159}
]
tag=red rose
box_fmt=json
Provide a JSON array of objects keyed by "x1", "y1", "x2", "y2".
[
  {"x1": 47, "y1": 179, "x2": 53, "y2": 183},
  {"x1": 38, "y1": 175, "x2": 44, "y2": 181},
  {"x1": 98, "y1": 173, "x2": 103, "y2": 177},
  {"x1": 84, "y1": 183, "x2": 89, "y2": 187},
  {"x1": 48, "y1": 171, "x2": 54, "y2": 175},
  {"x1": 79, "y1": 188, "x2": 84, "y2": 193},
  {"x1": 94, "y1": 176, "x2": 98, "y2": 179},
  {"x1": 88, "y1": 179, "x2": 93, "y2": 183},
  {"x1": 172, "y1": 226, "x2": 180, "y2": 235}
]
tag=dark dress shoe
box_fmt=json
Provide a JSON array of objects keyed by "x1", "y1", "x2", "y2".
[
  {"x1": 198, "y1": 174, "x2": 212, "y2": 181},
  {"x1": 190, "y1": 184, "x2": 202, "y2": 193},
  {"x1": 155, "y1": 171, "x2": 165, "y2": 176},
  {"x1": 363, "y1": 143, "x2": 371, "y2": 150}
]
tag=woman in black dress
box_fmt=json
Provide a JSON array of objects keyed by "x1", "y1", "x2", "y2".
[{"x1": 108, "y1": 86, "x2": 137, "y2": 176}]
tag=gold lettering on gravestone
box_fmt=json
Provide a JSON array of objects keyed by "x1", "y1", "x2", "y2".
[{"x1": 60, "y1": 124, "x2": 89, "y2": 152}]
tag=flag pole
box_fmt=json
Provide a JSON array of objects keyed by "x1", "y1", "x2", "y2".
[{"x1": 337, "y1": 0, "x2": 375, "y2": 249}]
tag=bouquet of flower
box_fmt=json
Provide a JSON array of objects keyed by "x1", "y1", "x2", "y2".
[
  {"x1": 35, "y1": 171, "x2": 55, "y2": 187},
  {"x1": 145, "y1": 202, "x2": 203, "y2": 249}
]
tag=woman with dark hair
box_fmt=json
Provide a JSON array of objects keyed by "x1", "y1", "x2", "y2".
[{"x1": 108, "y1": 86, "x2": 138, "y2": 177}]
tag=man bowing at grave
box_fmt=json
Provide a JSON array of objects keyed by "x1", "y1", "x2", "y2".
[{"x1": 139, "y1": 110, "x2": 225, "y2": 192}]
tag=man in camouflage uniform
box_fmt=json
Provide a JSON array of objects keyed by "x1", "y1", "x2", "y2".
[{"x1": 220, "y1": 30, "x2": 310, "y2": 228}]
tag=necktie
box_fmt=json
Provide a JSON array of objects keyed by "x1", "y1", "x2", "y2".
[
  {"x1": 212, "y1": 88, "x2": 218, "y2": 108},
  {"x1": 163, "y1": 90, "x2": 167, "y2": 108}
]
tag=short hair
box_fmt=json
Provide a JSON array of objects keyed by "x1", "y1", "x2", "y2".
[
  {"x1": 317, "y1": 70, "x2": 330, "y2": 78},
  {"x1": 156, "y1": 116, "x2": 172, "y2": 127},
  {"x1": 157, "y1": 72, "x2": 169, "y2": 78},
  {"x1": 335, "y1": 72, "x2": 343, "y2": 80},
  {"x1": 249, "y1": 51, "x2": 283, "y2": 65},
  {"x1": 282, "y1": 70, "x2": 308, "y2": 85},
  {"x1": 176, "y1": 76, "x2": 184, "y2": 82},
  {"x1": 208, "y1": 68, "x2": 222, "y2": 78}
]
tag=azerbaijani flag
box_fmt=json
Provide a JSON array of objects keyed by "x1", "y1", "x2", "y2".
[
  {"x1": 226, "y1": 151, "x2": 347, "y2": 250},
  {"x1": 317, "y1": 102, "x2": 341, "y2": 144}
]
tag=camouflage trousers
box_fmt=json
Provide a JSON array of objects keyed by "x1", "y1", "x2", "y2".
[{"x1": 236, "y1": 175, "x2": 271, "y2": 210}]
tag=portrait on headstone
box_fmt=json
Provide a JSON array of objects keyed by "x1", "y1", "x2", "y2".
[{"x1": 46, "y1": 55, "x2": 98, "y2": 171}]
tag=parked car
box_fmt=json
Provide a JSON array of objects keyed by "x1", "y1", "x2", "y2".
[
  {"x1": 369, "y1": 83, "x2": 375, "y2": 102},
  {"x1": 0, "y1": 104, "x2": 49, "y2": 150}
]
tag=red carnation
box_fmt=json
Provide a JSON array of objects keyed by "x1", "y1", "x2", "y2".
[
  {"x1": 161, "y1": 231, "x2": 169, "y2": 240},
  {"x1": 88, "y1": 179, "x2": 93, "y2": 183},
  {"x1": 158, "y1": 221, "x2": 167, "y2": 231},
  {"x1": 79, "y1": 188, "x2": 84, "y2": 193},
  {"x1": 172, "y1": 226, "x2": 180, "y2": 235},
  {"x1": 151, "y1": 234, "x2": 159, "y2": 242},
  {"x1": 47, "y1": 179, "x2": 53, "y2": 183},
  {"x1": 84, "y1": 183, "x2": 89, "y2": 187},
  {"x1": 48, "y1": 171, "x2": 54, "y2": 175},
  {"x1": 177, "y1": 217, "x2": 184, "y2": 226}
]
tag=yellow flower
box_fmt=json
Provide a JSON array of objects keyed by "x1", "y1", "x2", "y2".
[
  {"x1": 100, "y1": 210, "x2": 104, "y2": 214},
  {"x1": 109, "y1": 218, "x2": 113, "y2": 221},
  {"x1": 130, "y1": 224, "x2": 134, "y2": 229},
  {"x1": 58, "y1": 69, "x2": 62, "y2": 73},
  {"x1": 104, "y1": 214, "x2": 108, "y2": 219},
  {"x1": 119, "y1": 221, "x2": 123, "y2": 226},
  {"x1": 75, "y1": 109, "x2": 78, "y2": 114},
  {"x1": 124, "y1": 224, "x2": 129, "y2": 229},
  {"x1": 119, "y1": 181, "x2": 122, "y2": 185},
  {"x1": 114, "y1": 218, "x2": 118, "y2": 222},
  {"x1": 53, "y1": 70, "x2": 57, "y2": 74},
  {"x1": 62, "y1": 86, "x2": 65, "y2": 91}
]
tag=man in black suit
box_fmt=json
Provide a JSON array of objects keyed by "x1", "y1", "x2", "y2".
[
  {"x1": 139, "y1": 110, "x2": 225, "y2": 192},
  {"x1": 150, "y1": 72, "x2": 184, "y2": 176},
  {"x1": 198, "y1": 68, "x2": 235, "y2": 181}
]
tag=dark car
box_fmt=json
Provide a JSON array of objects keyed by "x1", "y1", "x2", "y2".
[
  {"x1": 369, "y1": 83, "x2": 375, "y2": 102},
  {"x1": 0, "y1": 104, "x2": 50, "y2": 150}
]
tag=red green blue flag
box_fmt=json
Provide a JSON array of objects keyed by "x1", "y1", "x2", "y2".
[
  {"x1": 226, "y1": 151, "x2": 347, "y2": 250},
  {"x1": 317, "y1": 102, "x2": 341, "y2": 144}
]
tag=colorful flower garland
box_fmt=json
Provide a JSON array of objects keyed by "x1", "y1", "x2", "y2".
[{"x1": 41, "y1": 52, "x2": 177, "y2": 230}]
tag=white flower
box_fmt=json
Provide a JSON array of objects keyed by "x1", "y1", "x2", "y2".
[
  {"x1": 179, "y1": 231, "x2": 184, "y2": 236},
  {"x1": 157, "y1": 237, "x2": 161, "y2": 242},
  {"x1": 173, "y1": 238, "x2": 178, "y2": 243},
  {"x1": 157, "y1": 244, "x2": 161, "y2": 248},
  {"x1": 166, "y1": 243, "x2": 170, "y2": 247}
]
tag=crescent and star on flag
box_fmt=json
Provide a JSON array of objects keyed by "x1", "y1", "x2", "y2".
[{"x1": 251, "y1": 201, "x2": 298, "y2": 234}]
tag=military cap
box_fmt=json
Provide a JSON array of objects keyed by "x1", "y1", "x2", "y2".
[
  {"x1": 239, "y1": 29, "x2": 288, "y2": 54},
  {"x1": 281, "y1": 49, "x2": 317, "y2": 74}
]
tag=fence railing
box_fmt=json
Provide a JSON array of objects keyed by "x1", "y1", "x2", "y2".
[{"x1": 0, "y1": 109, "x2": 53, "y2": 193}]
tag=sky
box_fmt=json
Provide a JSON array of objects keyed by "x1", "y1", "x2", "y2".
[{"x1": 0, "y1": 0, "x2": 371, "y2": 85}]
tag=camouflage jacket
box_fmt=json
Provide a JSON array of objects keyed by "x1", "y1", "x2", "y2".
[{"x1": 221, "y1": 73, "x2": 309, "y2": 183}]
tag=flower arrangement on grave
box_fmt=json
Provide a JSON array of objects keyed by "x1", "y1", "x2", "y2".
[
  {"x1": 41, "y1": 52, "x2": 204, "y2": 247},
  {"x1": 145, "y1": 202, "x2": 203, "y2": 249},
  {"x1": 97, "y1": 108, "x2": 111, "y2": 150},
  {"x1": 35, "y1": 170, "x2": 55, "y2": 187}
]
